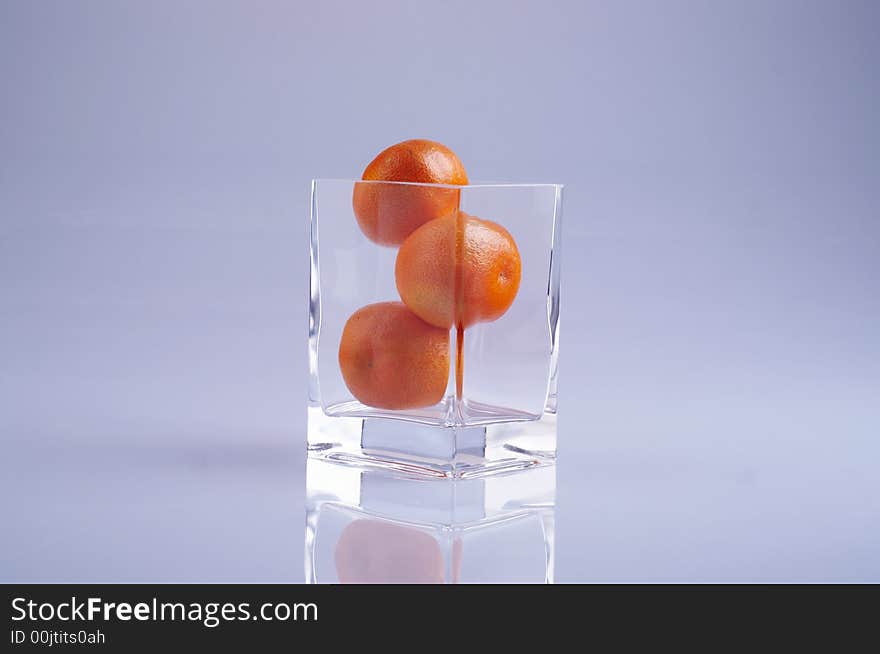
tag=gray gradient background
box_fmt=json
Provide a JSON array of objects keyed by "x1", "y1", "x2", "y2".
[{"x1": 1, "y1": 0, "x2": 878, "y2": 582}]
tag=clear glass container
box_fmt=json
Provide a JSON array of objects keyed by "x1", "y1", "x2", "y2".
[
  {"x1": 304, "y1": 457, "x2": 556, "y2": 583},
  {"x1": 309, "y1": 179, "x2": 563, "y2": 478}
]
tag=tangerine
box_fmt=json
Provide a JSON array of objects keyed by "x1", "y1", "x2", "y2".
[
  {"x1": 352, "y1": 139, "x2": 468, "y2": 246},
  {"x1": 395, "y1": 212, "x2": 522, "y2": 329},
  {"x1": 338, "y1": 301, "x2": 449, "y2": 409}
]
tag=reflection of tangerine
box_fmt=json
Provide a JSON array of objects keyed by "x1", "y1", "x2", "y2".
[
  {"x1": 338, "y1": 302, "x2": 449, "y2": 410},
  {"x1": 395, "y1": 212, "x2": 522, "y2": 329},
  {"x1": 335, "y1": 520, "x2": 444, "y2": 584},
  {"x1": 352, "y1": 139, "x2": 468, "y2": 246}
]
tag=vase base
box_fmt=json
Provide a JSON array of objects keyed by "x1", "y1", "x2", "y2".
[{"x1": 307, "y1": 406, "x2": 557, "y2": 479}]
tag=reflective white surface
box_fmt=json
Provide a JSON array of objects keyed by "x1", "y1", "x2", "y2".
[{"x1": 2, "y1": 374, "x2": 877, "y2": 582}]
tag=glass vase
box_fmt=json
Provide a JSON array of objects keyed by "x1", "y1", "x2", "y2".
[{"x1": 309, "y1": 179, "x2": 563, "y2": 478}]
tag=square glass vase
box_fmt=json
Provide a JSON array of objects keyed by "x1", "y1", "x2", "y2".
[{"x1": 309, "y1": 179, "x2": 563, "y2": 478}]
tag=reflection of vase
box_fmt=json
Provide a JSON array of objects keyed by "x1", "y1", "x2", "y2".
[{"x1": 305, "y1": 457, "x2": 555, "y2": 584}]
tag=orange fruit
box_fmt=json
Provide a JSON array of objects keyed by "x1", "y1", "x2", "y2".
[
  {"x1": 352, "y1": 139, "x2": 469, "y2": 246},
  {"x1": 395, "y1": 212, "x2": 522, "y2": 329},
  {"x1": 338, "y1": 302, "x2": 449, "y2": 409}
]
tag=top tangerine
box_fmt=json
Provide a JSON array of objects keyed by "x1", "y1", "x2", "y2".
[{"x1": 352, "y1": 139, "x2": 469, "y2": 246}]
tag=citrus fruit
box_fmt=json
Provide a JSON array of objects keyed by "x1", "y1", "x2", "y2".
[
  {"x1": 338, "y1": 301, "x2": 449, "y2": 409},
  {"x1": 395, "y1": 212, "x2": 522, "y2": 329},
  {"x1": 352, "y1": 139, "x2": 469, "y2": 246}
]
